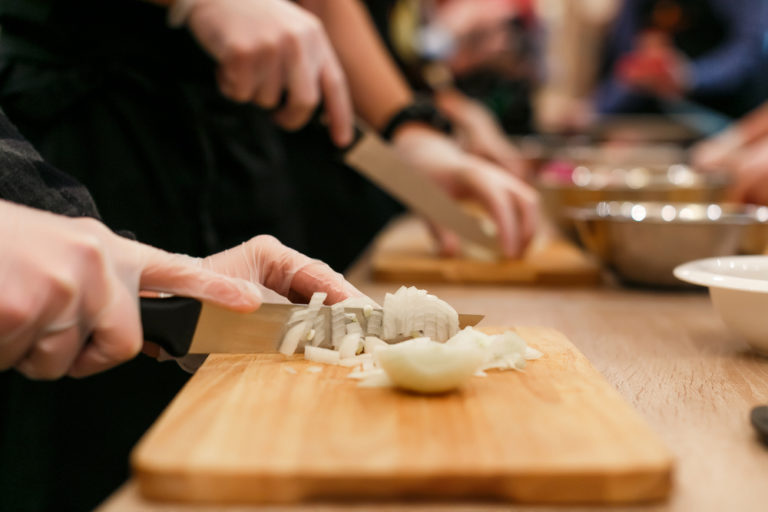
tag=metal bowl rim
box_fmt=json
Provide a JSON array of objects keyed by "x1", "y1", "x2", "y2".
[{"x1": 566, "y1": 202, "x2": 768, "y2": 225}]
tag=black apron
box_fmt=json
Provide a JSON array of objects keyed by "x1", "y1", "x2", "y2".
[{"x1": 0, "y1": 3, "x2": 304, "y2": 511}]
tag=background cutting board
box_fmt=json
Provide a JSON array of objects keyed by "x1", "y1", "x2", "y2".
[
  {"x1": 132, "y1": 326, "x2": 672, "y2": 505},
  {"x1": 370, "y1": 216, "x2": 601, "y2": 285}
]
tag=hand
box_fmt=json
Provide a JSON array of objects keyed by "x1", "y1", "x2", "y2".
[
  {"x1": 726, "y1": 140, "x2": 768, "y2": 205},
  {"x1": 200, "y1": 234, "x2": 368, "y2": 304},
  {"x1": 391, "y1": 125, "x2": 539, "y2": 258},
  {"x1": 435, "y1": 90, "x2": 529, "y2": 179},
  {"x1": 689, "y1": 128, "x2": 745, "y2": 172},
  {"x1": 0, "y1": 200, "x2": 263, "y2": 380},
  {"x1": 185, "y1": 0, "x2": 353, "y2": 146}
]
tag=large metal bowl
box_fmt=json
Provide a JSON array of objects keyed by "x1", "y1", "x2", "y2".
[
  {"x1": 570, "y1": 202, "x2": 768, "y2": 287},
  {"x1": 538, "y1": 163, "x2": 730, "y2": 236}
]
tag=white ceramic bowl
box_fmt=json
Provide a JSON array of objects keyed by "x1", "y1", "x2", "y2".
[{"x1": 674, "y1": 256, "x2": 768, "y2": 354}]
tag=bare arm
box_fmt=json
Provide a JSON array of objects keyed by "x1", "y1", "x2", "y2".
[{"x1": 300, "y1": 0, "x2": 413, "y2": 131}]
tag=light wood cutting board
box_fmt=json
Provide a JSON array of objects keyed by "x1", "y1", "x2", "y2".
[
  {"x1": 131, "y1": 326, "x2": 672, "y2": 505},
  {"x1": 370, "y1": 216, "x2": 601, "y2": 285}
]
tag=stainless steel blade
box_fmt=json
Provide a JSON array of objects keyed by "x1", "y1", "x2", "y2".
[
  {"x1": 344, "y1": 128, "x2": 500, "y2": 252},
  {"x1": 187, "y1": 302, "x2": 485, "y2": 354}
]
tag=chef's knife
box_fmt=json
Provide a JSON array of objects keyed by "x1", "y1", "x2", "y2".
[
  {"x1": 342, "y1": 124, "x2": 500, "y2": 252},
  {"x1": 140, "y1": 296, "x2": 484, "y2": 357}
]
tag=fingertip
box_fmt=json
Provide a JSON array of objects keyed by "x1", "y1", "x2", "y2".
[
  {"x1": 438, "y1": 233, "x2": 461, "y2": 258},
  {"x1": 331, "y1": 122, "x2": 354, "y2": 148}
]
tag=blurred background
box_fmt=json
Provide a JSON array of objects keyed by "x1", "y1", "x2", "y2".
[{"x1": 4, "y1": 0, "x2": 768, "y2": 510}]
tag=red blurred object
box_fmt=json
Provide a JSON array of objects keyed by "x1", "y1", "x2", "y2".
[{"x1": 614, "y1": 30, "x2": 687, "y2": 98}]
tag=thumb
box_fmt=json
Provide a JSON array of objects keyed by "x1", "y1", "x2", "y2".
[{"x1": 134, "y1": 242, "x2": 263, "y2": 312}]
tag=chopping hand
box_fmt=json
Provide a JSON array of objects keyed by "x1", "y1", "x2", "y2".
[
  {"x1": 169, "y1": 0, "x2": 354, "y2": 147},
  {"x1": 0, "y1": 199, "x2": 263, "y2": 380}
]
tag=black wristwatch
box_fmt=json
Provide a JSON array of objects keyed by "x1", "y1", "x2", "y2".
[{"x1": 380, "y1": 97, "x2": 453, "y2": 141}]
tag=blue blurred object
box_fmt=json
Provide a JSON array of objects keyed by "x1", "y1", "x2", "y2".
[{"x1": 596, "y1": 0, "x2": 768, "y2": 120}]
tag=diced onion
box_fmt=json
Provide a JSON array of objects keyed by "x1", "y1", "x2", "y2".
[
  {"x1": 277, "y1": 287, "x2": 543, "y2": 394},
  {"x1": 279, "y1": 321, "x2": 307, "y2": 356},
  {"x1": 338, "y1": 333, "x2": 362, "y2": 360},
  {"x1": 304, "y1": 346, "x2": 340, "y2": 365},
  {"x1": 363, "y1": 336, "x2": 388, "y2": 354}
]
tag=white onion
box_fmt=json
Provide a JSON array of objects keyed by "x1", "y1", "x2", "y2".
[
  {"x1": 525, "y1": 346, "x2": 543, "y2": 360},
  {"x1": 381, "y1": 286, "x2": 458, "y2": 342},
  {"x1": 356, "y1": 371, "x2": 393, "y2": 388},
  {"x1": 363, "y1": 336, "x2": 388, "y2": 354},
  {"x1": 339, "y1": 353, "x2": 373, "y2": 367},
  {"x1": 338, "y1": 333, "x2": 362, "y2": 359},
  {"x1": 304, "y1": 346, "x2": 340, "y2": 365},
  {"x1": 279, "y1": 321, "x2": 307, "y2": 356},
  {"x1": 375, "y1": 338, "x2": 486, "y2": 394},
  {"x1": 308, "y1": 292, "x2": 327, "y2": 306},
  {"x1": 278, "y1": 288, "x2": 543, "y2": 394}
]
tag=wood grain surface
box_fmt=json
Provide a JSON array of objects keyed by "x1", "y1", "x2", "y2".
[
  {"x1": 370, "y1": 216, "x2": 600, "y2": 285},
  {"x1": 100, "y1": 260, "x2": 768, "y2": 512},
  {"x1": 131, "y1": 326, "x2": 671, "y2": 505}
]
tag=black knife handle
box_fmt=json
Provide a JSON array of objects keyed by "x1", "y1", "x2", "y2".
[{"x1": 140, "y1": 296, "x2": 203, "y2": 357}]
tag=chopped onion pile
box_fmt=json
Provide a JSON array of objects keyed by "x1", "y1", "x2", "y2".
[
  {"x1": 276, "y1": 286, "x2": 542, "y2": 394},
  {"x1": 382, "y1": 286, "x2": 459, "y2": 342}
]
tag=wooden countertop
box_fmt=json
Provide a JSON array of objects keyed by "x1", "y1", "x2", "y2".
[{"x1": 98, "y1": 253, "x2": 768, "y2": 512}]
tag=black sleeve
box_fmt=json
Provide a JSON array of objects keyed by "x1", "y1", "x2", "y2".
[{"x1": 0, "y1": 108, "x2": 101, "y2": 219}]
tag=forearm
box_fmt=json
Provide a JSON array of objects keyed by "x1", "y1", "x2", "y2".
[{"x1": 300, "y1": 0, "x2": 413, "y2": 131}]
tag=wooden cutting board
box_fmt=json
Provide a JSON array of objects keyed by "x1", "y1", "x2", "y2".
[
  {"x1": 370, "y1": 216, "x2": 601, "y2": 285},
  {"x1": 131, "y1": 327, "x2": 672, "y2": 505}
]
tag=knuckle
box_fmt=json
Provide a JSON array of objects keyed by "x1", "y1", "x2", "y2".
[
  {"x1": 323, "y1": 66, "x2": 346, "y2": 90},
  {"x1": 18, "y1": 365, "x2": 52, "y2": 381},
  {"x1": 260, "y1": 38, "x2": 280, "y2": 59},
  {"x1": 224, "y1": 38, "x2": 256, "y2": 63},
  {"x1": 73, "y1": 233, "x2": 108, "y2": 270},
  {"x1": 72, "y1": 215, "x2": 106, "y2": 231},
  {"x1": 48, "y1": 273, "x2": 78, "y2": 307},
  {"x1": 0, "y1": 298, "x2": 31, "y2": 335},
  {"x1": 292, "y1": 89, "x2": 321, "y2": 112},
  {"x1": 301, "y1": 15, "x2": 323, "y2": 37},
  {"x1": 113, "y1": 337, "x2": 143, "y2": 362},
  {"x1": 281, "y1": 30, "x2": 302, "y2": 54},
  {"x1": 251, "y1": 234, "x2": 282, "y2": 250}
]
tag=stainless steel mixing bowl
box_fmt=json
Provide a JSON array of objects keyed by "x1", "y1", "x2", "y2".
[
  {"x1": 570, "y1": 202, "x2": 768, "y2": 287},
  {"x1": 538, "y1": 163, "x2": 730, "y2": 236}
]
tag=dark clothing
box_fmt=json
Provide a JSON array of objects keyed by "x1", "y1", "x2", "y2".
[
  {"x1": 0, "y1": 3, "x2": 398, "y2": 510},
  {"x1": 0, "y1": 109, "x2": 193, "y2": 512},
  {"x1": 0, "y1": 58, "x2": 305, "y2": 255},
  {"x1": 0, "y1": 107, "x2": 98, "y2": 217},
  {"x1": 596, "y1": 0, "x2": 768, "y2": 118}
]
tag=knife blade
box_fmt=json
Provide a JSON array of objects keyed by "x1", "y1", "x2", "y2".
[
  {"x1": 140, "y1": 296, "x2": 484, "y2": 357},
  {"x1": 343, "y1": 124, "x2": 500, "y2": 252}
]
